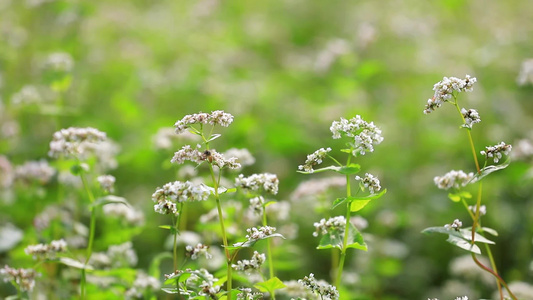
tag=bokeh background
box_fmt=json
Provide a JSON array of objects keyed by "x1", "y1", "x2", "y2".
[{"x1": 1, "y1": 0, "x2": 533, "y2": 299}]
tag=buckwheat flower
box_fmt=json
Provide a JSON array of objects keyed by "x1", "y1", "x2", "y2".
[
  {"x1": 44, "y1": 52, "x2": 74, "y2": 73},
  {"x1": 480, "y1": 142, "x2": 512, "y2": 163},
  {"x1": 48, "y1": 127, "x2": 107, "y2": 159},
  {"x1": 232, "y1": 251, "x2": 266, "y2": 273},
  {"x1": 224, "y1": 148, "x2": 256, "y2": 167},
  {"x1": 11, "y1": 85, "x2": 42, "y2": 105},
  {"x1": 298, "y1": 147, "x2": 332, "y2": 173},
  {"x1": 171, "y1": 144, "x2": 203, "y2": 164},
  {"x1": 185, "y1": 269, "x2": 220, "y2": 297},
  {"x1": 174, "y1": 110, "x2": 234, "y2": 134},
  {"x1": 313, "y1": 216, "x2": 346, "y2": 237},
  {"x1": 97, "y1": 175, "x2": 115, "y2": 193},
  {"x1": 245, "y1": 226, "x2": 277, "y2": 241},
  {"x1": 236, "y1": 287, "x2": 263, "y2": 300},
  {"x1": 125, "y1": 271, "x2": 161, "y2": 299},
  {"x1": 235, "y1": 173, "x2": 279, "y2": 195},
  {"x1": 107, "y1": 242, "x2": 138, "y2": 268},
  {"x1": 14, "y1": 159, "x2": 55, "y2": 185},
  {"x1": 444, "y1": 219, "x2": 463, "y2": 231},
  {"x1": 279, "y1": 280, "x2": 315, "y2": 299},
  {"x1": 330, "y1": 116, "x2": 383, "y2": 156},
  {"x1": 455, "y1": 297, "x2": 468, "y2": 300},
  {"x1": 461, "y1": 108, "x2": 481, "y2": 129},
  {"x1": 0, "y1": 265, "x2": 38, "y2": 292},
  {"x1": 25, "y1": 239, "x2": 67, "y2": 259},
  {"x1": 0, "y1": 156, "x2": 14, "y2": 188},
  {"x1": 517, "y1": 58, "x2": 533, "y2": 86},
  {"x1": 207, "y1": 149, "x2": 241, "y2": 169},
  {"x1": 433, "y1": 170, "x2": 474, "y2": 190},
  {"x1": 423, "y1": 75, "x2": 477, "y2": 114},
  {"x1": 249, "y1": 196, "x2": 265, "y2": 215},
  {"x1": 152, "y1": 180, "x2": 211, "y2": 203},
  {"x1": 298, "y1": 273, "x2": 339, "y2": 300},
  {"x1": 468, "y1": 205, "x2": 486, "y2": 216},
  {"x1": 103, "y1": 203, "x2": 145, "y2": 226},
  {"x1": 185, "y1": 243, "x2": 212, "y2": 260},
  {"x1": 355, "y1": 173, "x2": 381, "y2": 194}
]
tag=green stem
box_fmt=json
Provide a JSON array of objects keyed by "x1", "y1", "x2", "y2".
[
  {"x1": 79, "y1": 171, "x2": 96, "y2": 300},
  {"x1": 262, "y1": 211, "x2": 276, "y2": 300},
  {"x1": 336, "y1": 173, "x2": 352, "y2": 287},
  {"x1": 172, "y1": 214, "x2": 178, "y2": 271}
]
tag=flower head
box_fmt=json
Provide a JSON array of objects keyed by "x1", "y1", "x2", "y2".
[
  {"x1": 330, "y1": 116, "x2": 383, "y2": 156},
  {"x1": 97, "y1": 175, "x2": 115, "y2": 193},
  {"x1": 245, "y1": 226, "x2": 277, "y2": 241},
  {"x1": 298, "y1": 273, "x2": 339, "y2": 300},
  {"x1": 355, "y1": 173, "x2": 382, "y2": 194},
  {"x1": 48, "y1": 127, "x2": 107, "y2": 159},
  {"x1": 25, "y1": 239, "x2": 67, "y2": 259},
  {"x1": 174, "y1": 110, "x2": 234, "y2": 134},
  {"x1": 461, "y1": 108, "x2": 481, "y2": 129},
  {"x1": 152, "y1": 181, "x2": 211, "y2": 215},
  {"x1": 480, "y1": 142, "x2": 512, "y2": 163},
  {"x1": 423, "y1": 75, "x2": 477, "y2": 114},
  {"x1": 0, "y1": 265, "x2": 38, "y2": 292},
  {"x1": 232, "y1": 251, "x2": 266, "y2": 273},
  {"x1": 313, "y1": 216, "x2": 346, "y2": 237},
  {"x1": 235, "y1": 173, "x2": 279, "y2": 195},
  {"x1": 14, "y1": 159, "x2": 55, "y2": 185},
  {"x1": 433, "y1": 170, "x2": 474, "y2": 190},
  {"x1": 185, "y1": 243, "x2": 212, "y2": 260},
  {"x1": 444, "y1": 219, "x2": 463, "y2": 231},
  {"x1": 298, "y1": 147, "x2": 331, "y2": 173}
]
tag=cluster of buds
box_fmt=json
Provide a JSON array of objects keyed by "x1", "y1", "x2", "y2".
[
  {"x1": 235, "y1": 173, "x2": 279, "y2": 195},
  {"x1": 174, "y1": 110, "x2": 234, "y2": 134},
  {"x1": 24, "y1": 239, "x2": 67, "y2": 259},
  {"x1": 298, "y1": 147, "x2": 331, "y2": 173},
  {"x1": 330, "y1": 115, "x2": 384, "y2": 156}
]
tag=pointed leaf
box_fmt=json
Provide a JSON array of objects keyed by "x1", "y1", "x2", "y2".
[
  {"x1": 92, "y1": 195, "x2": 129, "y2": 208},
  {"x1": 332, "y1": 197, "x2": 347, "y2": 209},
  {"x1": 459, "y1": 229, "x2": 495, "y2": 244},
  {"x1": 345, "y1": 223, "x2": 367, "y2": 251},
  {"x1": 350, "y1": 200, "x2": 371, "y2": 212},
  {"x1": 481, "y1": 227, "x2": 498, "y2": 236},
  {"x1": 446, "y1": 235, "x2": 481, "y2": 254},
  {"x1": 227, "y1": 233, "x2": 285, "y2": 250},
  {"x1": 469, "y1": 159, "x2": 511, "y2": 184},
  {"x1": 317, "y1": 223, "x2": 366, "y2": 251},
  {"x1": 161, "y1": 287, "x2": 179, "y2": 294},
  {"x1": 206, "y1": 134, "x2": 222, "y2": 143},
  {"x1": 337, "y1": 164, "x2": 361, "y2": 175},
  {"x1": 297, "y1": 165, "x2": 343, "y2": 174},
  {"x1": 254, "y1": 277, "x2": 286, "y2": 293},
  {"x1": 59, "y1": 257, "x2": 93, "y2": 270}
]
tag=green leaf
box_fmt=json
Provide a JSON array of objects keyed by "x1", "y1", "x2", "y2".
[
  {"x1": 254, "y1": 277, "x2": 286, "y2": 293},
  {"x1": 350, "y1": 200, "x2": 371, "y2": 212},
  {"x1": 448, "y1": 191, "x2": 471, "y2": 202},
  {"x1": 206, "y1": 134, "x2": 221, "y2": 143},
  {"x1": 345, "y1": 223, "x2": 367, "y2": 251},
  {"x1": 331, "y1": 197, "x2": 346, "y2": 209},
  {"x1": 297, "y1": 165, "x2": 342, "y2": 174},
  {"x1": 227, "y1": 233, "x2": 285, "y2": 250},
  {"x1": 481, "y1": 227, "x2": 498, "y2": 236},
  {"x1": 446, "y1": 235, "x2": 481, "y2": 254},
  {"x1": 164, "y1": 271, "x2": 193, "y2": 285},
  {"x1": 161, "y1": 287, "x2": 179, "y2": 294},
  {"x1": 59, "y1": 257, "x2": 93, "y2": 270},
  {"x1": 469, "y1": 159, "x2": 511, "y2": 184},
  {"x1": 223, "y1": 187, "x2": 237, "y2": 194},
  {"x1": 333, "y1": 189, "x2": 387, "y2": 210},
  {"x1": 458, "y1": 229, "x2": 495, "y2": 244},
  {"x1": 422, "y1": 227, "x2": 495, "y2": 245},
  {"x1": 337, "y1": 164, "x2": 361, "y2": 175},
  {"x1": 158, "y1": 225, "x2": 171, "y2": 230},
  {"x1": 92, "y1": 195, "x2": 130, "y2": 208}
]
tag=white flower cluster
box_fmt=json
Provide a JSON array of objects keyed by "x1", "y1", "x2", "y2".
[
  {"x1": 224, "y1": 148, "x2": 256, "y2": 167},
  {"x1": 330, "y1": 116, "x2": 384, "y2": 156},
  {"x1": 125, "y1": 271, "x2": 161, "y2": 299},
  {"x1": 428, "y1": 297, "x2": 468, "y2": 300},
  {"x1": 236, "y1": 287, "x2": 263, "y2": 300},
  {"x1": 461, "y1": 108, "x2": 481, "y2": 129},
  {"x1": 355, "y1": 173, "x2": 382, "y2": 194},
  {"x1": 152, "y1": 181, "x2": 210, "y2": 215},
  {"x1": 433, "y1": 170, "x2": 474, "y2": 190},
  {"x1": 14, "y1": 159, "x2": 55, "y2": 185},
  {"x1": 298, "y1": 273, "x2": 339, "y2": 300},
  {"x1": 24, "y1": 239, "x2": 67, "y2": 259},
  {"x1": 103, "y1": 203, "x2": 144, "y2": 226},
  {"x1": 48, "y1": 127, "x2": 107, "y2": 159},
  {"x1": 279, "y1": 280, "x2": 316, "y2": 299},
  {"x1": 245, "y1": 226, "x2": 277, "y2": 241},
  {"x1": 107, "y1": 242, "x2": 138, "y2": 268},
  {"x1": 468, "y1": 204, "x2": 487, "y2": 216},
  {"x1": 423, "y1": 75, "x2": 477, "y2": 114},
  {"x1": 97, "y1": 175, "x2": 115, "y2": 193},
  {"x1": 186, "y1": 269, "x2": 220, "y2": 298},
  {"x1": 480, "y1": 142, "x2": 512, "y2": 163},
  {"x1": 44, "y1": 52, "x2": 74, "y2": 73},
  {"x1": 11, "y1": 85, "x2": 43, "y2": 105},
  {"x1": 444, "y1": 219, "x2": 463, "y2": 231},
  {"x1": 235, "y1": 173, "x2": 279, "y2": 195},
  {"x1": 249, "y1": 196, "x2": 265, "y2": 215},
  {"x1": 232, "y1": 251, "x2": 266, "y2": 273},
  {"x1": 313, "y1": 216, "x2": 346, "y2": 237},
  {"x1": 298, "y1": 147, "x2": 332, "y2": 173},
  {"x1": 0, "y1": 265, "x2": 38, "y2": 292},
  {"x1": 185, "y1": 243, "x2": 212, "y2": 260},
  {"x1": 174, "y1": 110, "x2": 234, "y2": 134},
  {"x1": 171, "y1": 146, "x2": 241, "y2": 169}
]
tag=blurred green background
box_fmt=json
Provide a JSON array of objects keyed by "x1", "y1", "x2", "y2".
[{"x1": 1, "y1": 0, "x2": 533, "y2": 299}]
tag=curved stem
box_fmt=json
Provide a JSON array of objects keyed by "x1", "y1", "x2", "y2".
[
  {"x1": 336, "y1": 173, "x2": 352, "y2": 287},
  {"x1": 262, "y1": 212, "x2": 276, "y2": 300},
  {"x1": 471, "y1": 254, "x2": 517, "y2": 300},
  {"x1": 79, "y1": 171, "x2": 96, "y2": 300}
]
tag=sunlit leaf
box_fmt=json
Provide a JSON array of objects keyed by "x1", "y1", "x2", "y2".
[
  {"x1": 92, "y1": 195, "x2": 129, "y2": 208},
  {"x1": 254, "y1": 277, "x2": 286, "y2": 293},
  {"x1": 206, "y1": 134, "x2": 222, "y2": 143},
  {"x1": 448, "y1": 191, "x2": 471, "y2": 202},
  {"x1": 446, "y1": 235, "x2": 481, "y2": 254},
  {"x1": 59, "y1": 257, "x2": 93, "y2": 270},
  {"x1": 469, "y1": 159, "x2": 511, "y2": 184},
  {"x1": 350, "y1": 200, "x2": 371, "y2": 212},
  {"x1": 317, "y1": 223, "x2": 366, "y2": 251},
  {"x1": 227, "y1": 233, "x2": 285, "y2": 250},
  {"x1": 481, "y1": 227, "x2": 498, "y2": 236}
]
